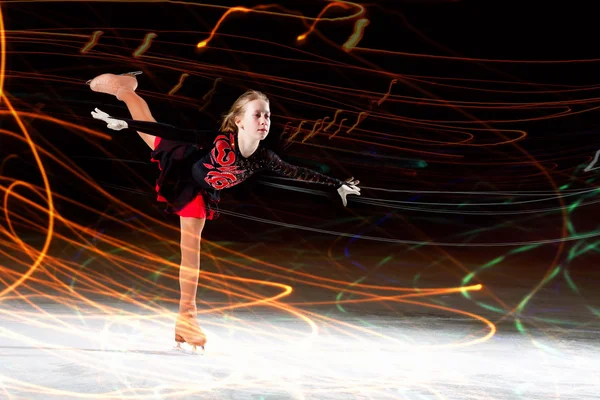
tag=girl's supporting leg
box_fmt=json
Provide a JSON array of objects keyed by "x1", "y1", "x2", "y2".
[
  {"x1": 178, "y1": 216, "x2": 205, "y2": 311},
  {"x1": 174, "y1": 216, "x2": 207, "y2": 349}
]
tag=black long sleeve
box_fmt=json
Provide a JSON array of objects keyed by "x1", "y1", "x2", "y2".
[{"x1": 263, "y1": 149, "x2": 344, "y2": 188}]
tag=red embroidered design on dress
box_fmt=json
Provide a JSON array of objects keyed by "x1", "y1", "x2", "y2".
[{"x1": 204, "y1": 134, "x2": 241, "y2": 189}]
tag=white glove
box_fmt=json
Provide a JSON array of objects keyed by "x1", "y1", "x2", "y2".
[
  {"x1": 91, "y1": 108, "x2": 128, "y2": 131},
  {"x1": 337, "y1": 177, "x2": 361, "y2": 207}
]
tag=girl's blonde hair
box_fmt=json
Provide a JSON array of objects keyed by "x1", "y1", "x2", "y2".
[{"x1": 220, "y1": 90, "x2": 270, "y2": 133}]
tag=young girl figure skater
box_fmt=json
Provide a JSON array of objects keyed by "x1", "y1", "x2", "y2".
[{"x1": 87, "y1": 71, "x2": 361, "y2": 352}]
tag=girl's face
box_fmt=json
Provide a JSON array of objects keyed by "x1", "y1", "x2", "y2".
[{"x1": 235, "y1": 99, "x2": 271, "y2": 141}]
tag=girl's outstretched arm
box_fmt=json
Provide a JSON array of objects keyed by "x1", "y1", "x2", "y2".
[
  {"x1": 91, "y1": 108, "x2": 215, "y2": 147},
  {"x1": 262, "y1": 149, "x2": 361, "y2": 206}
]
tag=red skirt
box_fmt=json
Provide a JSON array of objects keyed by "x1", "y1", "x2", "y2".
[{"x1": 151, "y1": 136, "x2": 213, "y2": 220}]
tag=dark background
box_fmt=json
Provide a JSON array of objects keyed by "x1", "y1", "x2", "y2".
[{"x1": 2, "y1": 0, "x2": 600, "y2": 248}]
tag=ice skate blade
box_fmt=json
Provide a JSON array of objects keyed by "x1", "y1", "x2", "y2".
[
  {"x1": 173, "y1": 341, "x2": 204, "y2": 356},
  {"x1": 120, "y1": 71, "x2": 143, "y2": 77}
]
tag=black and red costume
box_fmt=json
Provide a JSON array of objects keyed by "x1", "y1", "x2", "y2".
[{"x1": 116, "y1": 118, "x2": 346, "y2": 219}]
